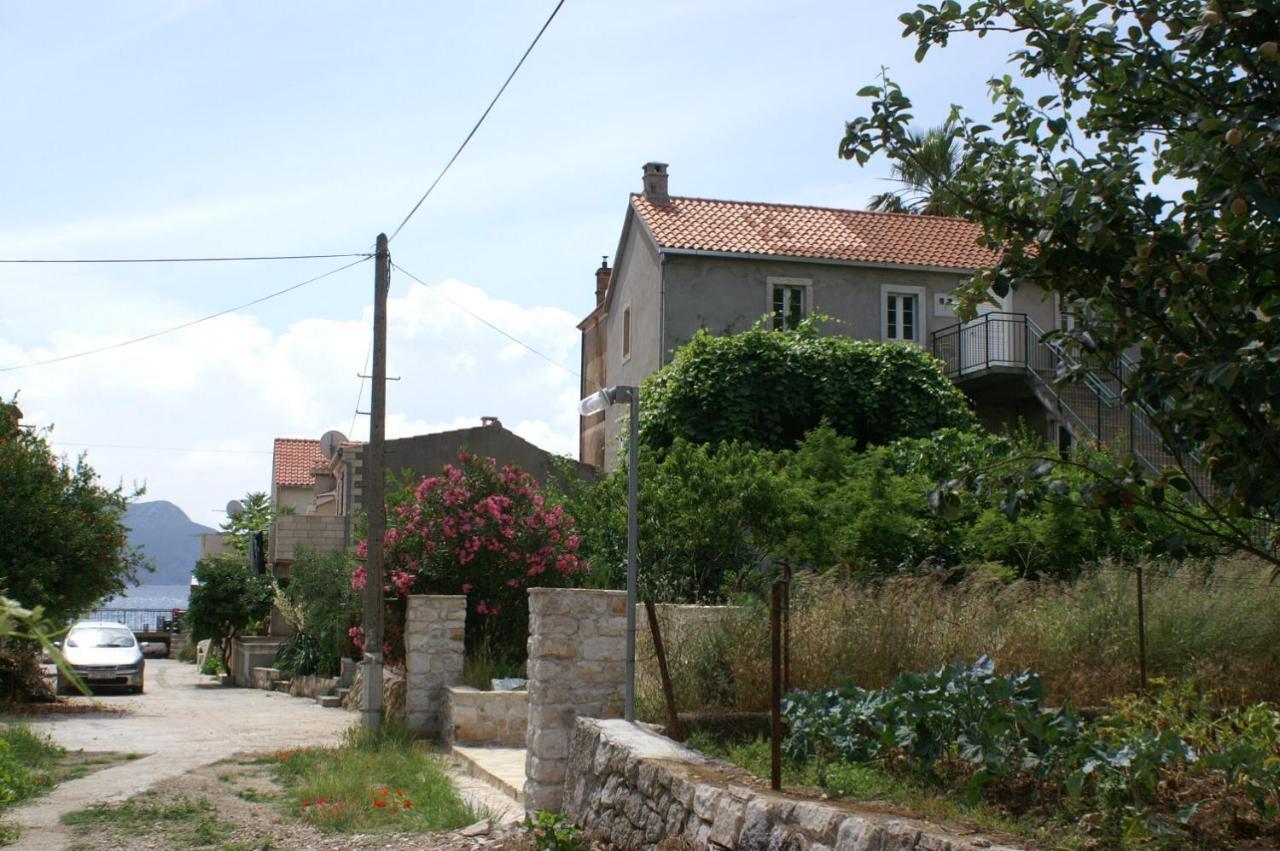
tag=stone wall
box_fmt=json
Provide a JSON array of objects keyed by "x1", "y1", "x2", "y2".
[
  {"x1": 564, "y1": 718, "x2": 1023, "y2": 851},
  {"x1": 404, "y1": 595, "x2": 466, "y2": 735},
  {"x1": 269, "y1": 514, "x2": 347, "y2": 566},
  {"x1": 524, "y1": 588, "x2": 627, "y2": 811},
  {"x1": 443, "y1": 686, "x2": 527, "y2": 747}
]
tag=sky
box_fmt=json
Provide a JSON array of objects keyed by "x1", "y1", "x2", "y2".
[{"x1": 0, "y1": 0, "x2": 1026, "y2": 524}]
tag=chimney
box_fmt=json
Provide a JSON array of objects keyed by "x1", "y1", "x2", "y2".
[
  {"x1": 642, "y1": 161, "x2": 670, "y2": 205},
  {"x1": 595, "y1": 256, "x2": 611, "y2": 306}
]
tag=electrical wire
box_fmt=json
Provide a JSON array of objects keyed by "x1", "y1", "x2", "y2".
[
  {"x1": 0, "y1": 252, "x2": 371, "y2": 264},
  {"x1": 387, "y1": 0, "x2": 566, "y2": 243},
  {"x1": 391, "y1": 261, "x2": 582, "y2": 382},
  {"x1": 0, "y1": 256, "x2": 371, "y2": 373},
  {"x1": 50, "y1": 441, "x2": 270, "y2": 455}
]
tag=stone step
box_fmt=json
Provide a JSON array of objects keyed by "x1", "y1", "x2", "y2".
[
  {"x1": 450, "y1": 745, "x2": 526, "y2": 803},
  {"x1": 336, "y1": 687, "x2": 349, "y2": 699},
  {"x1": 273, "y1": 680, "x2": 292, "y2": 694},
  {"x1": 316, "y1": 694, "x2": 342, "y2": 708}
]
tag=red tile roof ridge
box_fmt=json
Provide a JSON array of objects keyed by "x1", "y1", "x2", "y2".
[{"x1": 629, "y1": 192, "x2": 981, "y2": 226}]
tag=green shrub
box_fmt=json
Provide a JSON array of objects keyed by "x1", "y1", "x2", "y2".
[
  {"x1": 639, "y1": 322, "x2": 976, "y2": 453},
  {"x1": 274, "y1": 548, "x2": 357, "y2": 677},
  {"x1": 187, "y1": 555, "x2": 273, "y2": 677},
  {"x1": 522, "y1": 810, "x2": 582, "y2": 851}
]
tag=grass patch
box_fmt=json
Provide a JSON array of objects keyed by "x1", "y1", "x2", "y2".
[
  {"x1": 461, "y1": 649, "x2": 522, "y2": 691},
  {"x1": 61, "y1": 795, "x2": 232, "y2": 847},
  {"x1": 234, "y1": 787, "x2": 272, "y2": 803},
  {"x1": 686, "y1": 734, "x2": 1071, "y2": 848},
  {"x1": 270, "y1": 721, "x2": 480, "y2": 833},
  {"x1": 0, "y1": 723, "x2": 63, "y2": 812}
]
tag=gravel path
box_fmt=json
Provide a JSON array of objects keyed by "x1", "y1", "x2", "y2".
[{"x1": 3, "y1": 660, "x2": 369, "y2": 849}]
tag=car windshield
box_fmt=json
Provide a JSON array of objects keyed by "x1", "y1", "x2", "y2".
[{"x1": 67, "y1": 628, "x2": 135, "y2": 648}]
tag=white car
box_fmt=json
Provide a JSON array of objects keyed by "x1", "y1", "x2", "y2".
[{"x1": 57, "y1": 622, "x2": 145, "y2": 695}]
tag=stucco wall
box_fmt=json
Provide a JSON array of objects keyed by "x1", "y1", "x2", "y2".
[
  {"x1": 565, "y1": 717, "x2": 1023, "y2": 851},
  {"x1": 662, "y1": 254, "x2": 970, "y2": 353}
]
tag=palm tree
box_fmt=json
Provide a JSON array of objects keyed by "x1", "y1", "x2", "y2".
[{"x1": 867, "y1": 122, "x2": 966, "y2": 216}]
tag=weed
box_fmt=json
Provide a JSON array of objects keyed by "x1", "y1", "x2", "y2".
[
  {"x1": 523, "y1": 810, "x2": 581, "y2": 851},
  {"x1": 235, "y1": 787, "x2": 272, "y2": 803},
  {"x1": 271, "y1": 721, "x2": 478, "y2": 833}
]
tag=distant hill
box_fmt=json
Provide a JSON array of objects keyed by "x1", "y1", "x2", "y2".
[{"x1": 124, "y1": 501, "x2": 218, "y2": 586}]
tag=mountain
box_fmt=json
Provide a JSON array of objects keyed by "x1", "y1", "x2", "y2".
[{"x1": 123, "y1": 501, "x2": 218, "y2": 586}]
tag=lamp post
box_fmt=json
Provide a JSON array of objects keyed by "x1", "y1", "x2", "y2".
[{"x1": 578, "y1": 384, "x2": 638, "y2": 722}]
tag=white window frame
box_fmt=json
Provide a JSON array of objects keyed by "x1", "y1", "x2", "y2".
[
  {"x1": 766, "y1": 276, "x2": 813, "y2": 331},
  {"x1": 880, "y1": 284, "x2": 927, "y2": 344},
  {"x1": 621, "y1": 302, "x2": 632, "y2": 364}
]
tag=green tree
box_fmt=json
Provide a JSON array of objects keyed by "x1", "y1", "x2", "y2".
[
  {"x1": 0, "y1": 400, "x2": 146, "y2": 623},
  {"x1": 273, "y1": 548, "x2": 357, "y2": 677},
  {"x1": 841, "y1": 0, "x2": 1280, "y2": 566},
  {"x1": 219, "y1": 491, "x2": 285, "y2": 555},
  {"x1": 640, "y1": 322, "x2": 976, "y2": 453},
  {"x1": 867, "y1": 122, "x2": 966, "y2": 215},
  {"x1": 186, "y1": 554, "x2": 273, "y2": 678}
]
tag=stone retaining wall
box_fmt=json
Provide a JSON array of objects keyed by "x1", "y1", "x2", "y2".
[
  {"x1": 564, "y1": 718, "x2": 1023, "y2": 851},
  {"x1": 404, "y1": 595, "x2": 466, "y2": 735},
  {"x1": 443, "y1": 686, "x2": 527, "y2": 747},
  {"x1": 524, "y1": 588, "x2": 627, "y2": 811}
]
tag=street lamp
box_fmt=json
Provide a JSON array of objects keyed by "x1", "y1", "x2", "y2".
[{"x1": 578, "y1": 384, "x2": 639, "y2": 722}]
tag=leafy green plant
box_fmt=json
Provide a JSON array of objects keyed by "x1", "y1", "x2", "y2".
[
  {"x1": 522, "y1": 810, "x2": 582, "y2": 851},
  {"x1": 0, "y1": 724, "x2": 62, "y2": 809},
  {"x1": 785, "y1": 657, "x2": 1080, "y2": 799}
]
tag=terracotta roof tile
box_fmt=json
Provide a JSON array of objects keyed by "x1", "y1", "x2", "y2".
[
  {"x1": 631, "y1": 194, "x2": 996, "y2": 270},
  {"x1": 273, "y1": 438, "x2": 325, "y2": 487}
]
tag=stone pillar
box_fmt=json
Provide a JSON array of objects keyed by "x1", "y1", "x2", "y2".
[
  {"x1": 524, "y1": 588, "x2": 628, "y2": 811},
  {"x1": 404, "y1": 594, "x2": 466, "y2": 735}
]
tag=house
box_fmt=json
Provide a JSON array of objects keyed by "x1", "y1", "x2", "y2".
[
  {"x1": 579, "y1": 162, "x2": 1069, "y2": 468},
  {"x1": 267, "y1": 419, "x2": 594, "y2": 575}
]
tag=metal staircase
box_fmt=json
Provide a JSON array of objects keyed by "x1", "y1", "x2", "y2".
[{"x1": 931, "y1": 312, "x2": 1210, "y2": 497}]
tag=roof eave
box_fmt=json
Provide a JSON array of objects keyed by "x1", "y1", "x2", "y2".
[{"x1": 655, "y1": 246, "x2": 983, "y2": 276}]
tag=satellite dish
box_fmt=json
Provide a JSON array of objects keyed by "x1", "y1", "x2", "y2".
[
  {"x1": 225, "y1": 499, "x2": 244, "y2": 518},
  {"x1": 319, "y1": 429, "x2": 347, "y2": 460}
]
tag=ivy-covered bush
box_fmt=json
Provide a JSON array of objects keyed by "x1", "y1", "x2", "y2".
[
  {"x1": 638, "y1": 322, "x2": 976, "y2": 453},
  {"x1": 357, "y1": 452, "x2": 587, "y2": 664}
]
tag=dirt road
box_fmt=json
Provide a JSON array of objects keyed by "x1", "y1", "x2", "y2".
[{"x1": 6, "y1": 659, "x2": 355, "y2": 850}]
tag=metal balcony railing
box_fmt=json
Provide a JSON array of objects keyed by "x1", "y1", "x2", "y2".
[{"x1": 931, "y1": 312, "x2": 1212, "y2": 499}]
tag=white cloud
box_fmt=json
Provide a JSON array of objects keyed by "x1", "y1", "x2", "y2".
[{"x1": 1, "y1": 275, "x2": 582, "y2": 519}]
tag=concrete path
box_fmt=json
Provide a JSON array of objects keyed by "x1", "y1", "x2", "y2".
[
  {"x1": 451, "y1": 745, "x2": 527, "y2": 803},
  {"x1": 5, "y1": 659, "x2": 356, "y2": 850}
]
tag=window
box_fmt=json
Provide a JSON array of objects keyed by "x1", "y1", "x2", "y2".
[
  {"x1": 881, "y1": 285, "x2": 926, "y2": 342},
  {"x1": 621, "y1": 304, "x2": 632, "y2": 362},
  {"x1": 766, "y1": 277, "x2": 812, "y2": 331}
]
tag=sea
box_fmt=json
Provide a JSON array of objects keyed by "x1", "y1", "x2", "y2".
[{"x1": 98, "y1": 583, "x2": 192, "y2": 612}]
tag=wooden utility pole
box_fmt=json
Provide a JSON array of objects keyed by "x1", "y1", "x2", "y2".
[{"x1": 361, "y1": 233, "x2": 391, "y2": 731}]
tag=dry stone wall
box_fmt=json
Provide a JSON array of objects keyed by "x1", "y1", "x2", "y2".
[
  {"x1": 404, "y1": 594, "x2": 466, "y2": 735},
  {"x1": 524, "y1": 588, "x2": 628, "y2": 811},
  {"x1": 564, "y1": 718, "x2": 1024, "y2": 851}
]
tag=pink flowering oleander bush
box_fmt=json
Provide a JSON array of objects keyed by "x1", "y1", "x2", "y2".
[{"x1": 352, "y1": 451, "x2": 588, "y2": 665}]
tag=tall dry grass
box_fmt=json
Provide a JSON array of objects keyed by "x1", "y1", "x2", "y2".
[{"x1": 637, "y1": 556, "x2": 1280, "y2": 718}]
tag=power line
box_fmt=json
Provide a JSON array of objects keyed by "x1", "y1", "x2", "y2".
[
  {"x1": 387, "y1": 0, "x2": 566, "y2": 243},
  {"x1": 391, "y1": 261, "x2": 581, "y2": 382},
  {"x1": 50, "y1": 441, "x2": 270, "y2": 456},
  {"x1": 0, "y1": 252, "x2": 371, "y2": 265},
  {"x1": 0, "y1": 256, "x2": 370, "y2": 373},
  {"x1": 349, "y1": 333, "x2": 373, "y2": 438}
]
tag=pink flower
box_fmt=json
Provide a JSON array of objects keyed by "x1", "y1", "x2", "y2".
[
  {"x1": 356, "y1": 539, "x2": 368, "y2": 559},
  {"x1": 461, "y1": 583, "x2": 473, "y2": 593},
  {"x1": 505, "y1": 578, "x2": 520, "y2": 588},
  {"x1": 352, "y1": 564, "x2": 368, "y2": 591}
]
